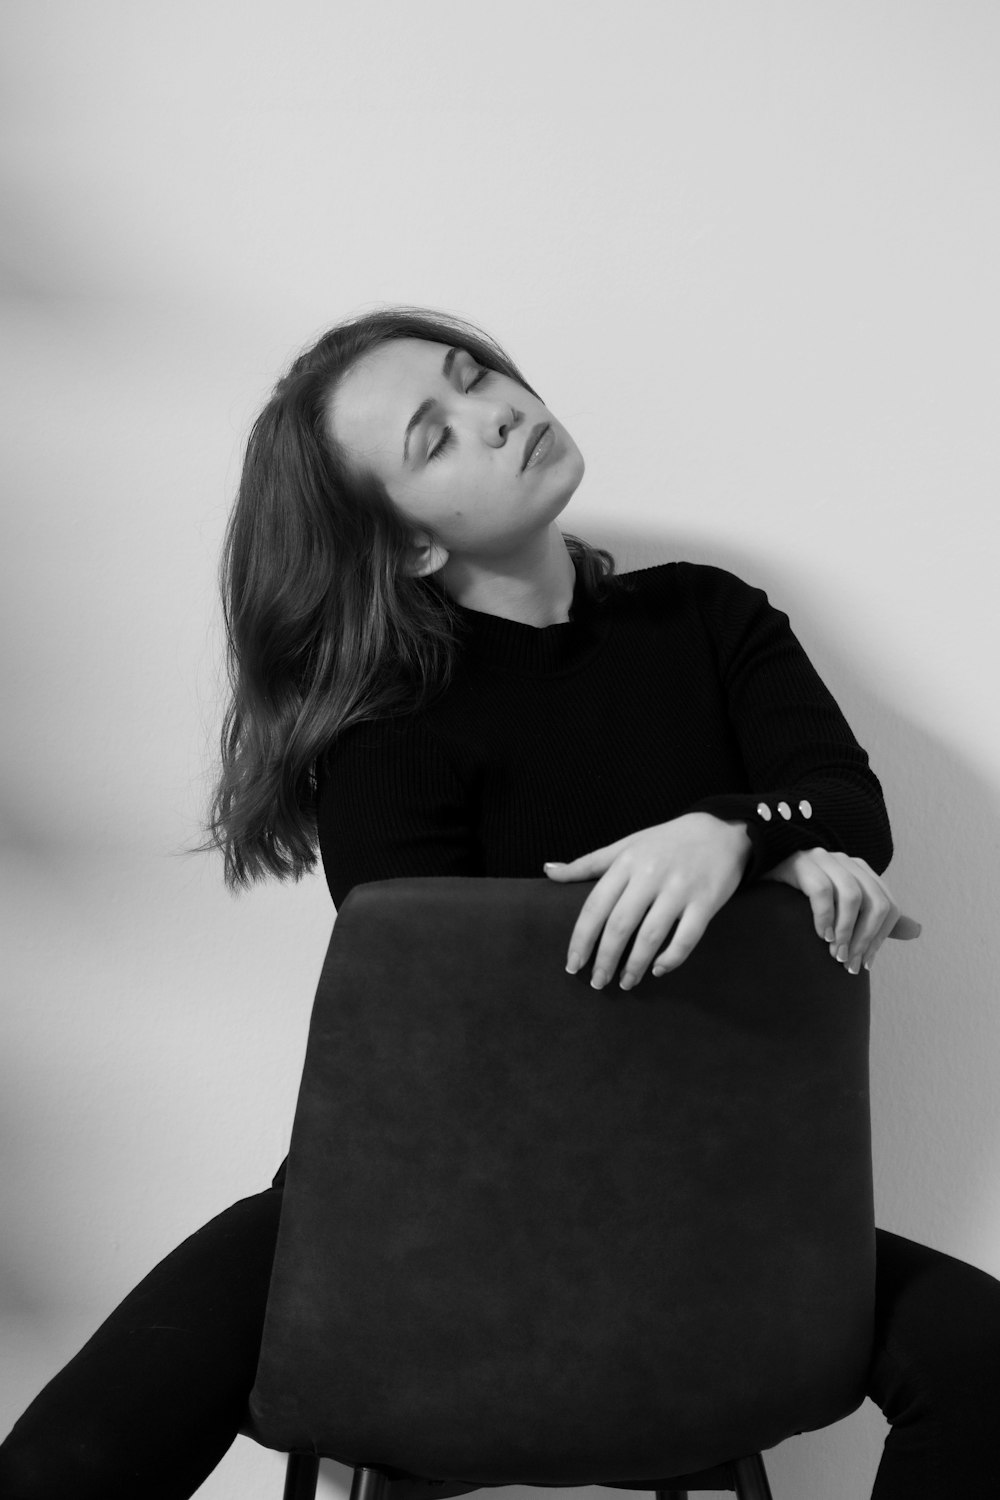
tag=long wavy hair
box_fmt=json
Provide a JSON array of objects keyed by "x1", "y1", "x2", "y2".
[{"x1": 204, "y1": 307, "x2": 616, "y2": 890}]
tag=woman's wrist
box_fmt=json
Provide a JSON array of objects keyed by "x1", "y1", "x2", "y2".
[
  {"x1": 716, "y1": 822, "x2": 755, "y2": 876},
  {"x1": 710, "y1": 814, "x2": 753, "y2": 875}
]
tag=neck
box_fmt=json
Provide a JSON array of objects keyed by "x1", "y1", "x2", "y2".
[{"x1": 441, "y1": 525, "x2": 576, "y2": 627}]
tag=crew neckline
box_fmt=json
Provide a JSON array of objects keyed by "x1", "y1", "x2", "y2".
[
  {"x1": 452, "y1": 562, "x2": 585, "y2": 632},
  {"x1": 452, "y1": 568, "x2": 609, "y2": 675}
]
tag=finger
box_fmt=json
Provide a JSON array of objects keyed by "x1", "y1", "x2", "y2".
[
  {"x1": 866, "y1": 910, "x2": 922, "y2": 971},
  {"x1": 617, "y1": 894, "x2": 684, "y2": 989},
  {"x1": 809, "y1": 851, "x2": 865, "y2": 960},
  {"x1": 776, "y1": 851, "x2": 839, "y2": 940},
  {"x1": 828, "y1": 855, "x2": 897, "y2": 972},
  {"x1": 815, "y1": 850, "x2": 896, "y2": 971},
  {"x1": 588, "y1": 885, "x2": 662, "y2": 988},
  {"x1": 544, "y1": 842, "x2": 619, "y2": 882},
  {"x1": 564, "y1": 866, "x2": 631, "y2": 973},
  {"x1": 860, "y1": 900, "x2": 899, "y2": 973},
  {"x1": 650, "y1": 901, "x2": 712, "y2": 975},
  {"x1": 805, "y1": 878, "x2": 838, "y2": 943},
  {"x1": 843, "y1": 859, "x2": 923, "y2": 945}
]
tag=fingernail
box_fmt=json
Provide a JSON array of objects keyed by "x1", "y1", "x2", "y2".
[
  {"x1": 619, "y1": 973, "x2": 636, "y2": 991},
  {"x1": 824, "y1": 928, "x2": 835, "y2": 944},
  {"x1": 566, "y1": 952, "x2": 581, "y2": 975},
  {"x1": 836, "y1": 945, "x2": 849, "y2": 964},
  {"x1": 848, "y1": 958, "x2": 861, "y2": 976},
  {"x1": 590, "y1": 969, "x2": 608, "y2": 990},
  {"x1": 864, "y1": 957, "x2": 874, "y2": 972},
  {"x1": 651, "y1": 965, "x2": 665, "y2": 978}
]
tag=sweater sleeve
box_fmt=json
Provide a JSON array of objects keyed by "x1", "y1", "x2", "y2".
[
  {"x1": 677, "y1": 563, "x2": 893, "y2": 880},
  {"x1": 316, "y1": 713, "x2": 477, "y2": 908}
]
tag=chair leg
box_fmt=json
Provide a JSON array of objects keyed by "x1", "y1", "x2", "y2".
[
  {"x1": 351, "y1": 1465, "x2": 393, "y2": 1500},
  {"x1": 283, "y1": 1452, "x2": 320, "y2": 1500},
  {"x1": 732, "y1": 1453, "x2": 773, "y2": 1500}
]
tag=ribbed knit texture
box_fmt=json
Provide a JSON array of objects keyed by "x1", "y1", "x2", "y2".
[{"x1": 317, "y1": 562, "x2": 892, "y2": 908}]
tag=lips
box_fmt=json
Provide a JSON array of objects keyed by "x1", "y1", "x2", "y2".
[{"x1": 520, "y1": 422, "x2": 550, "y2": 473}]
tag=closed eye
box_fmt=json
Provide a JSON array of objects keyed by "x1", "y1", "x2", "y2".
[
  {"x1": 428, "y1": 426, "x2": 454, "y2": 462},
  {"x1": 427, "y1": 366, "x2": 491, "y2": 460}
]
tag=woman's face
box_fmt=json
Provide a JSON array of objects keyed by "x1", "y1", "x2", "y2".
[{"x1": 326, "y1": 338, "x2": 585, "y2": 567}]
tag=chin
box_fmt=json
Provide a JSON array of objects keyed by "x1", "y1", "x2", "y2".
[
  {"x1": 560, "y1": 446, "x2": 586, "y2": 498},
  {"x1": 545, "y1": 482, "x2": 582, "y2": 528}
]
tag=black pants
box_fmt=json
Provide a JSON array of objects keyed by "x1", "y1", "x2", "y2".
[{"x1": 2, "y1": 1189, "x2": 999, "y2": 1499}]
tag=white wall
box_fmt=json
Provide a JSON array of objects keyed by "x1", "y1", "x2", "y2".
[{"x1": 2, "y1": 3, "x2": 998, "y2": 1497}]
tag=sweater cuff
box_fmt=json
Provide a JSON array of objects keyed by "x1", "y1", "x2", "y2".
[{"x1": 686, "y1": 792, "x2": 825, "y2": 883}]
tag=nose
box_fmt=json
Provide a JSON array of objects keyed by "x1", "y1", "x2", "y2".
[{"x1": 483, "y1": 402, "x2": 520, "y2": 447}]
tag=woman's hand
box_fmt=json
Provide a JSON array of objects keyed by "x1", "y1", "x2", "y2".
[
  {"x1": 543, "y1": 813, "x2": 752, "y2": 989},
  {"x1": 761, "y1": 848, "x2": 921, "y2": 973}
]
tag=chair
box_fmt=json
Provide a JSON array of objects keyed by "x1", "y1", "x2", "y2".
[{"x1": 246, "y1": 878, "x2": 876, "y2": 1499}]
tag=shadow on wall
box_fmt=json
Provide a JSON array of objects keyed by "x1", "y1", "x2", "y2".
[
  {"x1": 582, "y1": 522, "x2": 1000, "y2": 1258},
  {"x1": 301, "y1": 522, "x2": 998, "y2": 1500}
]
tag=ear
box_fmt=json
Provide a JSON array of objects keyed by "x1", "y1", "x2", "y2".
[{"x1": 402, "y1": 533, "x2": 449, "y2": 579}]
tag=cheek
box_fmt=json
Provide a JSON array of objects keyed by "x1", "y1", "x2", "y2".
[
  {"x1": 387, "y1": 477, "x2": 467, "y2": 534},
  {"x1": 382, "y1": 474, "x2": 432, "y2": 521}
]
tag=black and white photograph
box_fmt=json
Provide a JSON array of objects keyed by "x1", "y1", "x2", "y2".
[{"x1": 2, "y1": 4, "x2": 999, "y2": 1497}]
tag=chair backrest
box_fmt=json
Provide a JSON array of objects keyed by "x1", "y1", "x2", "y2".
[{"x1": 248, "y1": 878, "x2": 875, "y2": 1485}]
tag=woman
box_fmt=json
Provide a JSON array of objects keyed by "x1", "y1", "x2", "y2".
[{"x1": 1, "y1": 307, "x2": 997, "y2": 1498}]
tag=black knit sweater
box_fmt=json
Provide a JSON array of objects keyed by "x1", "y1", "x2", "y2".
[{"x1": 317, "y1": 561, "x2": 892, "y2": 909}]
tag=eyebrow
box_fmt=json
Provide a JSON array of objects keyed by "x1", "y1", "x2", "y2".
[{"x1": 402, "y1": 346, "x2": 460, "y2": 462}]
